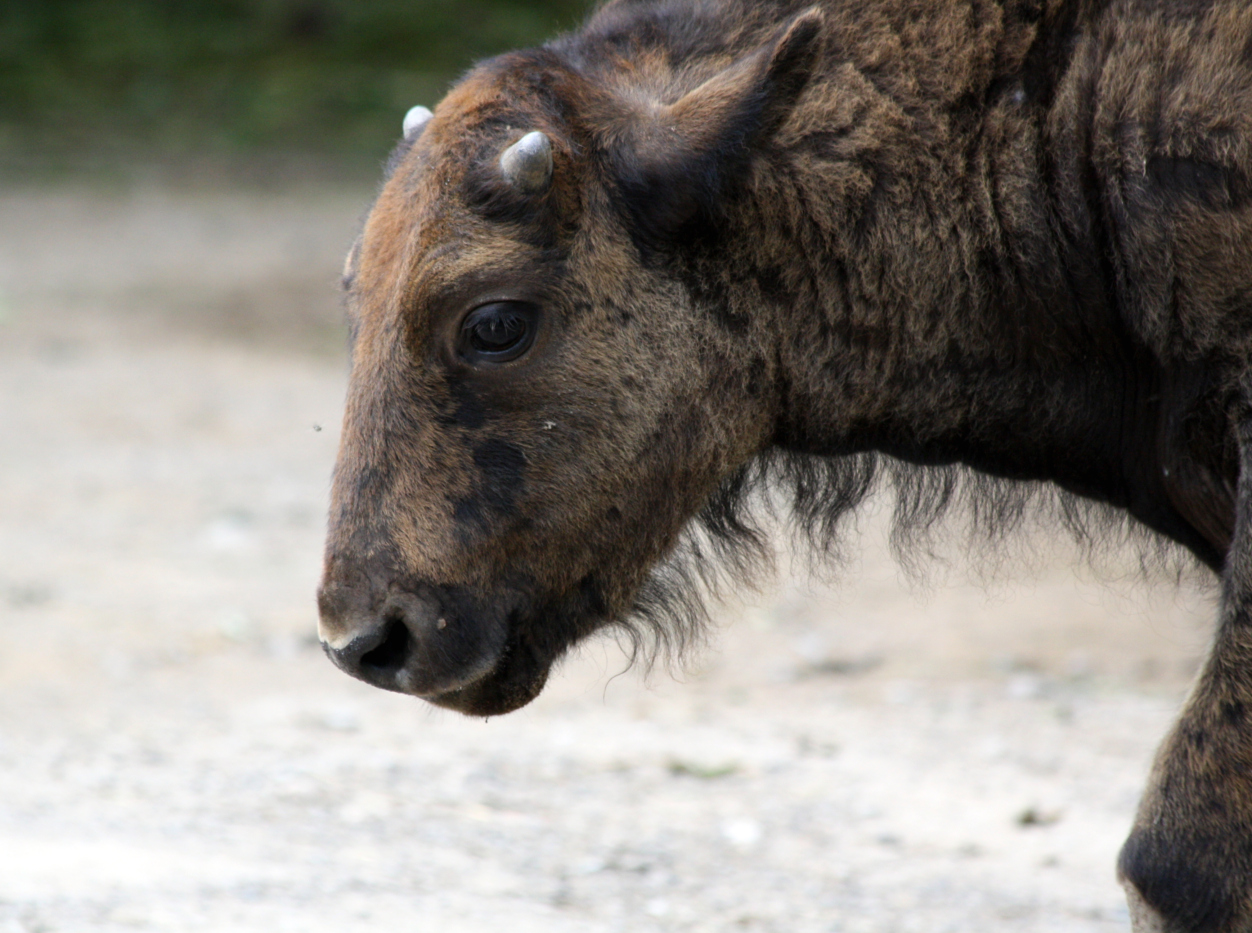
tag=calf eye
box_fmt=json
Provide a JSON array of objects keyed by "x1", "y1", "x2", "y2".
[{"x1": 459, "y1": 301, "x2": 538, "y2": 363}]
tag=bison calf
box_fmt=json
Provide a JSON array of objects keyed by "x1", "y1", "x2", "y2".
[{"x1": 316, "y1": 1, "x2": 1252, "y2": 929}]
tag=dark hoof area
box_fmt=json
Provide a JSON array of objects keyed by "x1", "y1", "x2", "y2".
[{"x1": 1120, "y1": 828, "x2": 1244, "y2": 933}]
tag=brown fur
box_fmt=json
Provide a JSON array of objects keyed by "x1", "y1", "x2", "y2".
[{"x1": 318, "y1": 1, "x2": 1252, "y2": 928}]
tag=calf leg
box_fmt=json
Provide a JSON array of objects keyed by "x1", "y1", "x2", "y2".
[{"x1": 1121, "y1": 398, "x2": 1252, "y2": 933}]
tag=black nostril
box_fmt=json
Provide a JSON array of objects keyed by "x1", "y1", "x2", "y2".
[{"x1": 359, "y1": 616, "x2": 410, "y2": 674}]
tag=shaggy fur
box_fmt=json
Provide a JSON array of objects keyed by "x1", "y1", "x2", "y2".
[
  {"x1": 629, "y1": 448, "x2": 1199, "y2": 670},
  {"x1": 317, "y1": 1, "x2": 1252, "y2": 929}
]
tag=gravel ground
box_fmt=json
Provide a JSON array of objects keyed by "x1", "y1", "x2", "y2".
[{"x1": 0, "y1": 183, "x2": 1220, "y2": 932}]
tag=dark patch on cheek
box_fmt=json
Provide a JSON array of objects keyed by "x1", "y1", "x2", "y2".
[
  {"x1": 454, "y1": 438, "x2": 528, "y2": 533},
  {"x1": 440, "y1": 380, "x2": 490, "y2": 430},
  {"x1": 446, "y1": 397, "x2": 488, "y2": 430},
  {"x1": 474, "y1": 439, "x2": 527, "y2": 512}
]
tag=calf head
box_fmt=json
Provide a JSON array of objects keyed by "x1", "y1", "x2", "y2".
[{"x1": 318, "y1": 11, "x2": 824, "y2": 715}]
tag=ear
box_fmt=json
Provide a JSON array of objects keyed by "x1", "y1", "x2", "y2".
[{"x1": 613, "y1": 8, "x2": 824, "y2": 245}]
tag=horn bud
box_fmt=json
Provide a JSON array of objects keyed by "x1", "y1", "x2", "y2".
[
  {"x1": 499, "y1": 131, "x2": 553, "y2": 194},
  {"x1": 402, "y1": 105, "x2": 433, "y2": 140}
]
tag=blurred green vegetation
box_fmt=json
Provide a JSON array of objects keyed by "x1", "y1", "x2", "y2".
[{"x1": 0, "y1": 0, "x2": 589, "y2": 177}]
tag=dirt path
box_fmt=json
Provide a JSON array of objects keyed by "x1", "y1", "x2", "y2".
[{"x1": 0, "y1": 184, "x2": 1218, "y2": 932}]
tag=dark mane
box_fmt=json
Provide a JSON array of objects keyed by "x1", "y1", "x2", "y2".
[{"x1": 619, "y1": 452, "x2": 1208, "y2": 669}]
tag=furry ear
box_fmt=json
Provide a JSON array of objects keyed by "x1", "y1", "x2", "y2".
[{"x1": 614, "y1": 8, "x2": 824, "y2": 246}]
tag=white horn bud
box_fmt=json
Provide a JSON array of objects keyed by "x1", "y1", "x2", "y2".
[
  {"x1": 402, "y1": 105, "x2": 433, "y2": 140},
  {"x1": 499, "y1": 131, "x2": 553, "y2": 194}
]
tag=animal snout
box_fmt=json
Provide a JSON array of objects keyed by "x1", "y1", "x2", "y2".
[
  {"x1": 319, "y1": 592, "x2": 418, "y2": 687},
  {"x1": 317, "y1": 576, "x2": 508, "y2": 698}
]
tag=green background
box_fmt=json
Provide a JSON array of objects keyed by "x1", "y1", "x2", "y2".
[{"x1": 0, "y1": 0, "x2": 590, "y2": 176}]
